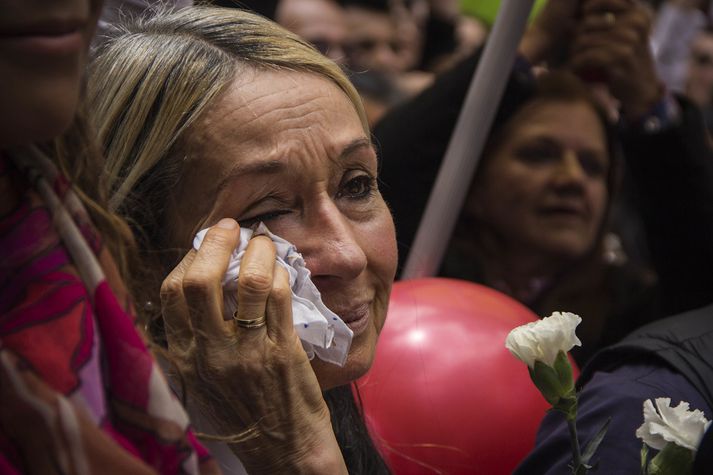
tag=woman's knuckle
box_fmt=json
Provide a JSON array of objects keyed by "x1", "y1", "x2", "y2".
[
  {"x1": 270, "y1": 281, "x2": 291, "y2": 303},
  {"x1": 181, "y1": 272, "x2": 212, "y2": 297},
  {"x1": 239, "y1": 269, "x2": 273, "y2": 295},
  {"x1": 204, "y1": 227, "x2": 235, "y2": 248},
  {"x1": 160, "y1": 275, "x2": 183, "y2": 300}
]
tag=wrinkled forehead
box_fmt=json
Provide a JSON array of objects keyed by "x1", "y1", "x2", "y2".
[
  {"x1": 187, "y1": 68, "x2": 358, "y2": 146},
  {"x1": 180, "y1": 68, "x2": 370, "y2": 186}
]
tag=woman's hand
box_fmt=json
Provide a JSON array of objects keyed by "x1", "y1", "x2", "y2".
[
  {"x1": 160, "y1": 218, "x2": 347, "y2": 475},
  {"x1": 569, "y1": 0, "x2": 664, "y2": 121},
  {"x1": 519, "y1": 0, "x2": 579, "y2": 66}
]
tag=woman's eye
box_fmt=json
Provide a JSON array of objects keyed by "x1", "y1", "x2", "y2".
[
  {"x1": 578, "y1": 152, "x2": 607, "y2": 178},
  {"x1": 238, "y1": 209, "x2": 290, "y2": 227},
  {"x1": 515, "y1": 144, "x2": 560, "y2": 164},
  {"x1": 338, "y1": 174, "x2": 376, "y2": 200}
]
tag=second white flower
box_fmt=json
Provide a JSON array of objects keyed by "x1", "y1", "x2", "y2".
[{"x1": 636, "y1": 398, "x2": 711, "y2": 452}]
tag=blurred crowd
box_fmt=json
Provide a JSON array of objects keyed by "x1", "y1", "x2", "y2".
[{"x1": 194, "y1": 0, "x2": 713, "y2": 132}]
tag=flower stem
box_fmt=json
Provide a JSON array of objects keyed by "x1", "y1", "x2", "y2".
[{"x1": 566, "y1": 416, "x2": 587, "y2": 475}]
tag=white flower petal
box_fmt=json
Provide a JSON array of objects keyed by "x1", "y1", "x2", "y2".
[
  {"x1": 637, "y1": 399, "x2": 668, "y2": 450},
  {"x1": 636, "y1": 398, "x2": 711, "y2": 452},
  {"x1": 506, "y1": 325, "x2": 540, "y2": 367},
  {"x1": 505, "y1": 312, "x2": 582, "y2": 368}
]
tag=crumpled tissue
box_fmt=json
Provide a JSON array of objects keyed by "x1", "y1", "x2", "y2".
[{"x1": 193, "y1": 223, "x2": 353, "y2": 366}]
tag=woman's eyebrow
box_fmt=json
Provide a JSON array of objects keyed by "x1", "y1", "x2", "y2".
[
  {"x1": 340, "y1": 137, "x2": 373, "y2": 159},
  {"x1": 216, "y1": 138, "x2": 373, "y2": 191},
  {"x1": 520, "y1": 135, "x2": 560, "y2": 147},
  {"x1": 217, "y1": 159, "x2": 284, "y2": 192}
]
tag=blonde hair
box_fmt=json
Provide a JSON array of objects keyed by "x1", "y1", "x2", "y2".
[
  {"x1": 89, "y1": 6, "x2": 367, "y2": 212},
  {"x1": 47, "y1": 106, "x2": 137, "y2": 288}
]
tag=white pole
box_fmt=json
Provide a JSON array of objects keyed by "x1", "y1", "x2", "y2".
[{"x1": 401, "y1": 0, "x2": 536, "y2": 279}]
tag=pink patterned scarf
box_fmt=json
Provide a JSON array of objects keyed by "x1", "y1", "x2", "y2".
[{"x1": 0, "y1": 147, "x2": 218, "y2": 474}]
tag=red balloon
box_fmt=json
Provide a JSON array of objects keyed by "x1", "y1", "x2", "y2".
[{"x1": 356, "y1": 278, "x2": 579, "y2": 474}]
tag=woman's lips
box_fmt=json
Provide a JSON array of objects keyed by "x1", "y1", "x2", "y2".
[
  {"x1": 336, "y1": 303, "x2": 371, "y2": 336},
  {"x1": 0, "y1": 21, "x2": 85, "y2": 56},
  {"x1": 539, "y1": 203, "x2": 588, "y2": 220}
]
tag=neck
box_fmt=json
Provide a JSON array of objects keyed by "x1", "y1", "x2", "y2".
[
  {"x1": 453, "y1": 226, "x2": 564, "y2": 306},
  {"x1": 487, "y1": 252, "x2": 559, "y2": 305}
]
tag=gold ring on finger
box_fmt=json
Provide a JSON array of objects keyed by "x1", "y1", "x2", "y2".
[
  {"x1": 233, "y1": 312, "x2": 267, "y2": 329},
  {"x1": 602, "y1": 12, "x2": 616, "y2": 26}
]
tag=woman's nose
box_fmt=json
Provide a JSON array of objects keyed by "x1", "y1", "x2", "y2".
[
  {"x1": 299, "y1": 203, "x2": 368, "y2": 281},
  {"x1": 553, "y1": 151, "x2": 587, "y2": 184}
]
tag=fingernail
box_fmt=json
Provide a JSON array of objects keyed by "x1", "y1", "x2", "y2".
[
  {"x1": 250, "y1": 222, "x2": 267, "y2": 237},
  {"x1": 216, "y1": 218, "x2": 238, "y2": 230}
]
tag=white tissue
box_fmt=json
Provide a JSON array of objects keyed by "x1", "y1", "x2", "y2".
[{"x1": 193, "y1": 223, "x2": 353, "y2": 366}]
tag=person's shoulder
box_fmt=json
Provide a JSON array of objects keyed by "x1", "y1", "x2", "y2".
[
  {"x1": 588, "y1": 362, "x2": 709, "y2": 469},
  {"x1": 516, "y1": 361, "x2": 706, "y2": 475},
  {"x1": 584, "y1": 360, "x2": 697, "y2": 402},
  {"x1": 580, "y1": 304, "x2": 713, "y2": 386}
]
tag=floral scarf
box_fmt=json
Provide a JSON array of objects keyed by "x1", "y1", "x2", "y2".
[{"x1": 0, "y1": 147, "x2": 217, "y2": 474}]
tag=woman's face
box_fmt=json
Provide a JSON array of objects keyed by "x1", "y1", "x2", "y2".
[
  {"x1": 344, "y1": 7, "x2": 406, "y2": 74},
  {"x1": 171, "y1": 70, "x2": 398, "y2": 389},
  {"x1": 469, "y1": 100, "x2": 609, "y2": 263},
  {"x1": 0, "y1": 0, "x2": 101, "y2": 148},
  {"x1": 686, "y1": 32, "x2": 713, "y2": 107}
]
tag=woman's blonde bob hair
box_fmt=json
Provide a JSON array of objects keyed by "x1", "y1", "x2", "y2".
[{"x1": 89, "y1": 5, "x2": 368, "y2": 213}]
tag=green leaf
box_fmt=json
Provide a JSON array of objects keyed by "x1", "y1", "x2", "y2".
[
  {"x1": 553, "y1": 350, "x2": 575, "y2": 393},
  {"x1": 530, "y1": 361, "x2": 562, "y2": 406},
  {"x1": 640, "y1": 444, "x2": 650, "y2": 475},
  {"x1": 581, "y1": 417, "x2": 611, "y2": 465},
  {"x1": 573, "y1": 463, "x2": 591, "y2": 475},
  {"x1": 647, "y1": 443, "x2": 694, "y2": 475}
]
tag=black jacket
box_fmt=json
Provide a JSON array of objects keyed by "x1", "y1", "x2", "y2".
[
  {"x1": 579, "y1": 303, "x2": 713, "y2": 409},
  {"x1": 578, "y1": 304, "x2": 713, "y2": 474}
]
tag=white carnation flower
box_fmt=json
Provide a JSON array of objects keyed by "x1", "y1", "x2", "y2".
[
  {"x1": 636, "y1": 398, "x2": 711, "y2": 451},
  {"x1": 505, "y1": 311, "x2": 582, "y2": 368}
]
